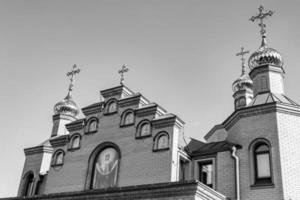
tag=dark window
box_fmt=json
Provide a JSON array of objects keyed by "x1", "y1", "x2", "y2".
[
  {"x1": 179, "y1": 159, "x2": 188, "y2": 181},
  {"x1": 198, "y1": 161, "x2": 213, "y2": 188},
  {"x1": 254, "y1": 143, "x2": 272, "y2": 184},
  {"x1": 23, "y1": 173, "x2": 34, "y2": 196}
]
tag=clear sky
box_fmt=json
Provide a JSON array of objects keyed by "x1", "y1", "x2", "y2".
[{"x1": 1, "y1": 0, "x2": 300, "y2": 197}]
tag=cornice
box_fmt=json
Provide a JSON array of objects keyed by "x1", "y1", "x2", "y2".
[
  {"x1": 100, "y1": 85, "x2": 134, "y2": 99},
  {"x1": 24, "y1": 145, "x2": 53, "y2": 156},
  {"x1": 118, "y1": 93, "x2": 149, "y2": 107},
  {"x1": 82, "y1": 102, "x2": 104, "y2": 116},
  {"x1": 1, "y1": 181, "x2": 207, "y2": 200},
  {"x1": 49, "y1": 135, "x2": 69, "y2": 148},
  {"x1": 65, "y1": 119, "x2": 85, "y2": 132},
  {"x1": 222, "y1": 102, "x2": 300, "y2": 130},
  {"x1": 152, "y1": 114, "x2": 185, "y2": 129},
  {"x1": 204, "y1": 124, "x2": 225, "y2": 140},
  {"x1": 135, "y1": 103, "x2": 167, "y2": 117},
  {"x1": 249, "y1": 64, "x2": 285, "y2": 80},
  {"x1": 52, "y1": 114, "x2": 77, "y2": 121}
]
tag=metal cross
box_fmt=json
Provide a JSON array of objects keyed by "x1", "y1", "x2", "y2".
[
  {"x1": 118, "y1": 64, "x2": 129, "y2": 85},
  {"x1": 236, "y1": 47, "x2": 249, "y2": 74},
  {"x1": 250, "y1": 5, "x2": 274, "y2": 37},
  {"x1": 66, "y1": 64, "x2": 81, "y2": 93}
]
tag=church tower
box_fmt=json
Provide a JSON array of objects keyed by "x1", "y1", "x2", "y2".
[
  {"x1": 225, "y1": 6, "x2": 300, "y2": 200},
  {"x1": 51, "y1": 65, "x2": 81, "y2": 137}
]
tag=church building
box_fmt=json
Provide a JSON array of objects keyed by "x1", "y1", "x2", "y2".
[{"x1": 2, "y1": 6, "x2": 300, "y2": 200}]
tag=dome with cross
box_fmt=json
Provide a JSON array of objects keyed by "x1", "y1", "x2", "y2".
[
  {"x1": 54, "y1": 92, "x2": 80, "y2": 117},
  {"x1": 248, "y1": 37, "x2": 283, "y2": 70}
]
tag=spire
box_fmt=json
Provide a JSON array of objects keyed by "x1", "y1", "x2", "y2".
[
  {"x1": 236, "y1": 47, "x2": 250, "y2": 75},
  {"x1": 118, "y1": 64, "x2": 129, "y2": 85},
  {"x1": 66, "y1": 64, "x2": 81, "y2": 98},
  {"x1": 250, "y1": 5, "x2": 274, "y2": 47}
]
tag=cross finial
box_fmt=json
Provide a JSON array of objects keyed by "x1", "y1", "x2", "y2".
[
  {"x1": 118, "y1": 64, "x2": 129, "y2": 85},
  {"x1": 250, "y1": 5, "x2": 274, "y2": 46},
  {"x1": 66, "y1": 64, "x2": 80, "y2": 96},
  {"x1": 236, "y1": 47, "x2": 249, "y2": 75}
]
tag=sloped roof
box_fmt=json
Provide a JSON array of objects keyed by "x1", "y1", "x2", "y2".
[
  {"x1": 248, "y1": 92, "x2": 299, "y2": 107},
  {"x1": 186, "y1": 138, "x2": 241, "y2": 156}
]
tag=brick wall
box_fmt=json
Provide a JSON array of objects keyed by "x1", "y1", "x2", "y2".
[
  {"x1": 226, "y1": 112, "x2": 284, "y2": 200},
  {"x1": 43, "y1": 104, "x2": 176, "y2": 194},
  {"x1": 276, "y1": 112, "x2": 300, "y2": 200}
]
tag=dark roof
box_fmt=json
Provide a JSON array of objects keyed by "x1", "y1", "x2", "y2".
[{"x1": 186, "y1": 138, "x2": 241, "y2": 157}]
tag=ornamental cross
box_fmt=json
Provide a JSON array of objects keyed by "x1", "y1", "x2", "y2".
[
  {"x1": 250, "y1": 5, "x2": 274, "y2": 37},
  {"x1": 66, "y1": 64, "x2": 80, "y2": 93},
  {"x1": 236, "y1": 47, "x2": 249, "y2": 74},
  {"x1": 118, "y1": 64, "x2": 129, "y2": 85}
]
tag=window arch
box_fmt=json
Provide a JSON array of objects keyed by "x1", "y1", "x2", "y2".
[
  {"x1": 21, "y1": 171, "x2": 35, "y2": 196},
  {"x1": 136, "y1": 120, "x2": 151, "y2": 138},
  {"x1": 105, "y1": 99, "x2": 118, "y2": 114},
  {"x1": 153, "y1": 132, "x2": 170, "y2": 152},
  {"x1": 52, "y1": 149, "x2": 65, "y2": 167},
  {"x1": 86, "y1": 117, "x2": 98, "y2": 134},
  {"x1": 85, "y1": 142, "x2": 121, "y2": 190},
  {"x1": 69, "y1": 134, "x2": 81, "y2": 150},
  {"x1": 249, "y1": 138, "x2": 273, "y2": 185},
  {"x1": 120, "y1": 109, "x2": 135, "y2": 127}
]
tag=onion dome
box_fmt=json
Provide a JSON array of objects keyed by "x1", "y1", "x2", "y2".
[
  {"x1": 232, "y1": 72, "x2": 253, "y2": 93},
  {"x1": 54, "y1": 92, "x2": 79, "y2": 117},
  {"x1": 248, "y1": 36, "x2": 283, "y2": 70}
]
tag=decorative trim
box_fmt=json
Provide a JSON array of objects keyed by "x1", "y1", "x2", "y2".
[
  {"x1": 118, "y1": 93, "x2": 149, "y2": 108},
  {"x1": 152, "y1": 114, "x2": 184, "y2": 129},
  {"x1": 49, "y1": 135, "x2": 69, "y2": 148},
  {"x1": 222, "y1": 102, "x2": 300, "y2": 130},
  {"x1": 204, "y1": 124, "x2": 225, "y2": 140},
  {"x1": 135, "y1": 103, "x2": 167, "y2": 117},
  {"x1": 82, "y1": 102, "x2": 104, "y2": 116},
  {"x1": 65, "y1": 119, "x2": 85, "y2": 132},
  {"x1": 11, "y1": 180, "x2": 227, "y2": 200},
  {"x1": 24, "y1": 145, "x2": 53, "y2": 156},
  {"x1": 249, "y1": 64, "x2": 285, "y2": 80},
  {"x1": 100, "y1": 85, "x2": 134, "y2": 99}
]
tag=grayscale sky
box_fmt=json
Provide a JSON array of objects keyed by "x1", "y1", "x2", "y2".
[{"x1": 1, "y1": 0, "x2": 300, "y2": 197}]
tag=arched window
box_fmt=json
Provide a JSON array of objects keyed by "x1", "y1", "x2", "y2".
[
  {"x1": 86, "y1": 118, "x2": 98, "y2": 133},
  {"x1": 69, "y1": 134, "x2": 81, "y2": 150},
  {"x1": 250, "y1": 139, "x2": 273, "y2": 185},
  {"x1": 85, "y1": 142, "x2": 121, "y2": 190},
  {"x1": 106, "y1": 100, "x2": 117, "y2": 114},
  {"x1": 72, "y1": 136, "x2": 80, "y2": 149},
  {"x1": 52, "y1": 150, "x2": 65, "y2": 166},
  {"x1": 124, "y1": 112, "x2": 134, "y2": 124},
  {"x1": 22, "y1": 173, "x2": 34, "y2": 196},
  {"x1": 141, "y1": 123, "x2": 150, "y2": 136},
  {"x1": 136, "y1": 120, "x2": 151, "y2": 138},
  {"x1": 153, "y1": 132, "x2": 169, "y2": 151},
  {"x1": 120, "y1": 109, "x2": 134, "y2": 127}
]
